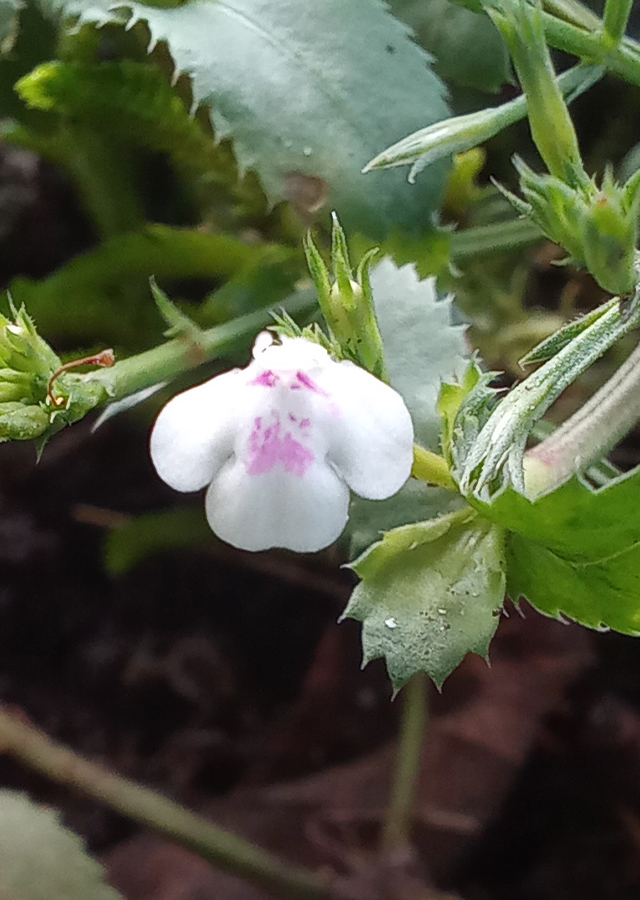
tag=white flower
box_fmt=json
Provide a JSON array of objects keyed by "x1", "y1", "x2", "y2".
[{"x1": 150, "y1": 333, "x2": 414, "y2": 552}]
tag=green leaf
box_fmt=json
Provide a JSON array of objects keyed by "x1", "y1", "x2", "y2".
[
  {"x1": 0, "y1": 790, "x2": 123, "y2": 900},
  {"x1": 104, "y1": 506, "x2": 211, "y2": 574},
  {"x1": 343, "y1": 507, "x2": 506, "y2": 690},
  {"x1": 475, "y1": 466, "x2": 640, "y2": 634},
  {"x1": 8, "y1": 225, "x2": 287, "y2": 345},
  {"x1": 36, "y1": 0, "x2": 450, "y2": 237},
  {"x1": 347, "y1": 258, "x2": 468, "y2": 552},
  {"x1": 390, "y1": 0, "x2": 511, "y2": 93},
  {"x1": 0, "y1": 0, "x2": 21, "y2": 53},
  {"x1": 150, "y1": 277, "x2": 204, "y2": 343},
  {"x1": 371, "y1": 258, "x2": 468, "y2": 450}
]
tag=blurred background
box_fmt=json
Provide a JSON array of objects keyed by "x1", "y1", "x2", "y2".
[{"x1": 2, "y1": 0, "x2": 640, "y2": 897}]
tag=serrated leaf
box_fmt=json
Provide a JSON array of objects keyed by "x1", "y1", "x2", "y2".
[
  {"x1": 347, "y1": 258, "x2": 468, "y2": 552},
  {"x1": 475, "y1": 466, "x2": 640, "y2": 634},
  {"x1": 390, "y1": 0, "x2": 511, "y2": 93},
  {"x1": 370, "y1": 258, "x2": 468, "y2": 449},
  {"x1": 343, "y1": 507, "x2": 506, "y2": 690},
  {"x1": 37, "y1": 0, "x2": 450, "y2": 237},
  {"x1": 0, "y1": 790, "x2": 123, "y2": 900}
]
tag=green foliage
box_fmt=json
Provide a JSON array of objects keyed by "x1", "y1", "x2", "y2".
[
  {"x1": 449, "y1": 296, "x2": 640, "y2": 499},
  {"x1": 104, "y1": 506, "x2": 211, "y2": 574},
  {"x1": 0, "y1": 0, "x2": 22, "y2": 53},
  {"x1": 0, "y1": 399, "x2": 49, "y2": 439},
  {"x1": 15, "y1": 58, "x2": 264, "y2": 215},
  {"x1": 348, "y1": 258, "x2": 468, "y2": 551},
  {"x1": 370, "y1": 259, "x2": 468, "y2": 450},
  {"x1": 150, "y1": 277, "x2": 204, "y2": 343},
  {"x1": 36, "y1": 0, "x2": 450, "y2": 237},
  {"x1": 343, "y1": 507, "x2": 506, "y2": 690},
  {"x1": 0, "y1": 790, "x2": 122, "y2": 900},
  {"x1": 17, "y1": 60, "x2": 209, "y2": 166},
  {"x1": 364, "y1": 63, "x2": 602, "y2": 183},
  {"x1": 476, "y1": 468, "x2": 640, "y2": 634},
  {"x1": 8, "y1": 225, "x2": 293, "y2": 345},
  {"x1": 391, "y1": 0, "x2": 511, "y2": 93},
  {"x1": 304, "y1": 216, "x2": 386, "y2": 378}
]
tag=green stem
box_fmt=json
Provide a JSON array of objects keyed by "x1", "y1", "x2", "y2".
[
  {"x1": 60, "y1": 125, "x2": 145, "y2": 240},
  {"x1": 531, "y1": 5, "x2": 640, "y2": 85},
  {"x1": 381, "y1": 673, "x2": 429, "y2": 854},
  {"x1": 459, "y1": 296, "x2": 640, "y2": 497},
  {"x1": 10, "y1": 226, "x2": 297, "y2": 344},
  {"x1": 525, "y1": 338, "x2": 640, "y2": 495},
  {"x1": 602, "y1": 0, "x2": 634, "y2": 48},
  {"x1": 412, "y1": 445, "x2": 457, "y2": 490},
  {"x1": 0, "y1": 704, "x2": 333, "y2": 900},
  {"x1": 456, "y1": 0, "x2": 640, "y2": 86},
  {"x1": 543, "y1": 0, "x2": 601, "y2": 31},
  {"x1": 450, "y1": 217, "x2": 544, "y2": 260},
  {"x1": 81, "y1": 293, "x2": 315, "y2": 401}
]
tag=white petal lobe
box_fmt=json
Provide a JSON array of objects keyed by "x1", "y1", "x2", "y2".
[
  {"x1": 206, "y1": 459, "x2": 350, "y2": 552},
  {"x1": 150, "y1": 371, "x2": 242, "y2": 492},
  {"x1": 321, "y1": 360, "x2": 414, "y2": 499}
]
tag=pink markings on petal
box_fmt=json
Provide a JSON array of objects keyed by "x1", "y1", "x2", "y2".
[
  {"x1": 289, "y1": 371, "x2": 328, "y2": 395},
  {"x1": 246, "y1": 417, "x2": 314, "y2": 477},
  {"x1": 300, "y1": 418, "x2": 311, "y2": 428},
  {"x1": 250, "y1": 370, "x2": 279, "y2": 388}
]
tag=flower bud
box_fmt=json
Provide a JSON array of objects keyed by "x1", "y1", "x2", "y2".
[
  {"x1": 580, "y1": 167, "x2": 640, "y2": 296},
  {"x1": 304, "y1": 214, "x2": 386, "y2": 380},
  {"x1": 0, "y1": 402, "x2": 49, "y2": 442},
  {"x1": 502, "y1": 157, "x2": 640, "y2": 295}
]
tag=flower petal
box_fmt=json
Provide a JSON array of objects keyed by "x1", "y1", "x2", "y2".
[
  {"x1": 321, "y1": 360, "x2": 414, "y2": 499},
  {"x1": 149, "y1": 370, "x2": 242, "y2": 492},
  {"x1": 205, "y1": 458, "x2": 349, "y2": 552}
]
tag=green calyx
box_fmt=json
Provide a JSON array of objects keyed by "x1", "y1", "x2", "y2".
[
  {"x1": 304, "y1": 213, "x2": 387, "y2": 380},
  {"x1": 498, "y1": 158, "x2": 640, "y2": 296},
  {"x1": 0, "y1": 302, "x2": 58, "y2": 442},
  {"x1": 490, "y1": 0, "x2": 640, "y2": 296},
  {"x1": 0, "y1": 300, "x2": 109, "y2": 444},
  {"x1": 0, "y1": 303, "x2": 60, "y2": 389}
]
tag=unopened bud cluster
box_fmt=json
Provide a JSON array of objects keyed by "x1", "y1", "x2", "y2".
[
  {"x1": 492, "y1": 0, "x2": 640, "y2": 296},
  {"x1": 501, "y1": 160, "x2": 640, "y2": 296},
  {"x1": 304, "y1": 213, "x2": 386, "y2": 380},
  {"x1": 0, "y1": 304, "x2": 60, "y2": 441}
]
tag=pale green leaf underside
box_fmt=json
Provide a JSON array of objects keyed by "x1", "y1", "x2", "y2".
[
  {"x1": 38, "y1": 0, "x2": 450, "y2": 237},
  {"x1": 0, "y1": 0, "x2": 21, "y2": 52},
  {"x1": 348, "y1": 258, "x2": 468, "y2": 553},
  {"x1": 343, "y1": 508, "x2": 506, "y2": 690},
  {"x1": 0, "y1": 790, "x2": 123, "y2": 900},
  {"x1": 477, "y1": 465, "x2": 640, "y2": 634}
]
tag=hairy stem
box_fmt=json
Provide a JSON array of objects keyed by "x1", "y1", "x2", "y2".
[
  {"x1": 449, "y1": 218, "x2": 544, "y2": 260},
  {"x1": 525, "y1": 338, "x2": 640, "y2": 494},
  {"x1": 0, "y1": 704, "x2": 333, "y2": 900},
  {"x1": 454, "y1": 0, "x2": 640, "y2": 86},
  {"x1": 381, "y1": 673, "x2": 429, "y2": 854},
  {"x1": 83, "y1": 293, "x2": 314, "y2": 401}
]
